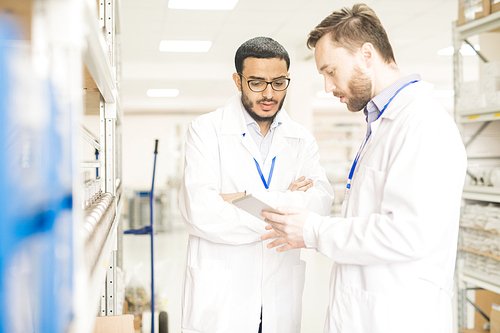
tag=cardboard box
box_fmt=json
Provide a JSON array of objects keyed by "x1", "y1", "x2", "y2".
[
  {"x1": 458, "y1": 0, "x2": 491, "y2": 25},
  {"x1": 93, "y1": 315, "x2": 135, "y2": 333},
  {"x1": 0, "y1": 0, "x2": 33, "y2": 39},
  {"x1": 133, "y1": 314, "x2": 142, "y2": 332},
  {"x1": 84, "y1": 65, "x2": 99, "y2": 89},
  {"x1": 492, "y1": 0, "x2": 500, "y2": 13},
  {"x1": 83, "y1": 64, "x2": 101, "y2": 115},
  {"x1": 492, "y1": 303, "x2": 500, "y2": 333},
  {"x1": 84, "y1": 89, "x2": 101, "y2": 115},
  {"x1": 474, "y1": 290, "x2": 500, "y2": 330},
  {"x1": 0, "y1": 0, "x2": 101, "y2": 40}
]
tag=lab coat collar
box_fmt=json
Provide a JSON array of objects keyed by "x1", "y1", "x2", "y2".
[
  {"x1": 378, "y1": 81, "x2": 433, "y2": 121},
  {"x1": 220, "y1": 94, "x2": 248, "y2": 135},
  {"x1": 369, "y1": 81, "x2": 433, "y2": 136}
]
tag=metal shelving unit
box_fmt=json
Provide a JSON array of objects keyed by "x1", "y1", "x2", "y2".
[
  {"x1": 74, "y1": 0, "x2": 124, "y2": 332},
  {"x1": 453, "y1": 10, "x2": 500, "y2": 332},
  {"x1": 462, "y1": 186, "x2": 500, "y2": 203},
  {"x1": 0, "y1": 0, "x2": 123, "y2": 332},
  {"x1": 314, "y1": 116, "x2": 365, "y2": 216}
]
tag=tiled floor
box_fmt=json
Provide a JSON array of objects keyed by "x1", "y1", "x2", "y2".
[{"x1": 122, "y1": 221, "x2": 333, "y2": 332}]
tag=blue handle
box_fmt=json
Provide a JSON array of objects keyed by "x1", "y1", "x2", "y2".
[{"x1": 150, "y1": 140, "x2": 158, "y2": 333}]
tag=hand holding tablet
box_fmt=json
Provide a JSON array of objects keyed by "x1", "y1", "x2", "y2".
[{"x1": 233, "y1": 193, "x2": 280, "y2": 221}]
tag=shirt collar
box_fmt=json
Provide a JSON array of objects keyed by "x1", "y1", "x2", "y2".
[
  {"x1": 364, "y1": 73, "x2": 421, "y2": 124},
  {"x1": 242, "y1": 107, "x2": 282, "y2": 131}
]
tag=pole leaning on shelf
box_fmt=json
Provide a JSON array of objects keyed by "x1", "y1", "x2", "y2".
[
  {"x1": 150, "y1": 139, "x2": 159, "y2": 333},
  {"x1": 123, "y1": 140, "x2": 160, "y2": 332}
]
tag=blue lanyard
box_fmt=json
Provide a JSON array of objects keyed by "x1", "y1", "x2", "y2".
[
  {"x1": 254, "y1": 156, "x2": 276, "y2": 190},
  {"x1": 346, "y1": 80, "x2": 418, "y2": 190}
]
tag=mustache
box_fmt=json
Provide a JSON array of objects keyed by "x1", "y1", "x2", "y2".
[{"x1": 257, "y1": 98, "x2": 278, "y2": 103}]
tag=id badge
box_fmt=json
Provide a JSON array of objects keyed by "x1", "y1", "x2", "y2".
[
  {"x1": 341, "y1": 199, "x2": 347, "y2": 217},
  {"x1": 341, "y1": 189, "x2": 350, "y2": 218}
]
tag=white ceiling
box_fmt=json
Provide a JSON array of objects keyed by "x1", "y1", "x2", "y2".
[{"x1": 119, "y1": 0, "x2": 458, "y2": 114}]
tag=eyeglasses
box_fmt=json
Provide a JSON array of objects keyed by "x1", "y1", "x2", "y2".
[{"x1": 239, "y1": 73, "x2": 291, "y2": 92}]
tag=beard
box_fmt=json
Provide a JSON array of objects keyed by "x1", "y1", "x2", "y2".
[
  {"x1": 241, "y1": 91, "x2": 286, "y2": 124},
  {"x1": 338, "y1": 65, "x2": 372, "y2": 112}
]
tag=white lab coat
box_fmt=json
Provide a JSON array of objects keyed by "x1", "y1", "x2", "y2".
[
  {"x1": 303, "y1": 81, "x2": 467, "y2": 333},
  {"x1": 179, "y1": 94, "x2": 334, "y2": 333}
]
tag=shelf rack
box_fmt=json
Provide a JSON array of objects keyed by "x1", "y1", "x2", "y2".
[
  {"x1": 456, "y1": 106, "x2": 500, "y2": 123},
  {"x1": 453, "y1": 9, "x2": 500, "y2": 332},
  {"x1": 74, "y1": 0, "x2": 124, "y2": 332},
  {"x1": 0, "y1": 0, "x2": 123, "y2": 332},
  {"x1": 462, "y1": 185, "x2": 500, "y2": 203}
]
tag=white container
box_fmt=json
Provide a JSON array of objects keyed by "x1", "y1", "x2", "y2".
[
  {"x1": 457, "y1": 94, "x2": 486, "y2": 111},
  {"x1": 459, "y1": 80, "x2": 481, "y2": 97},
  {"x1": 482, "y1": 77, "x2": 500, "y2": 93},
  {"x1": 483, "y1": 61, "x2": 500, "y2": 78},
  {"x1": 485, "y1": 91, "x2": 500, "y2": 107}
]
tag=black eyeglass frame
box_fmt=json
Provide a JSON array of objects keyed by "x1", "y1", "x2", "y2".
[{"x1": 238, "y1": 73, "x2": 291, "y2": 92}]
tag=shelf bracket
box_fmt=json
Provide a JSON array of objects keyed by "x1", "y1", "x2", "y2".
[
  {"x1": 465, "y1": 121, "x2": 491, "y2": 181},
  {"x1": 463, "y1": 39, "x2": 488, "y2": 63},
  {"x1": 465, "y1": 121, "x2": 491, "y2": 148},
  {"x1": 466, "y1": 170, "x2": 478, "y2": 183},
  {"x1": 466, "y1": 297, "x2": 490, "y2": 322},
  {"x1": 80, "y1": 126, "x2": 101, "y2": 151}
]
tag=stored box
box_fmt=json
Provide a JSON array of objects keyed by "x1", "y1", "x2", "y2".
[
  {"x1": 0, "y1": 0, "x2": 32, "y2": 39},
  {"x1": 458, "y1": 0, "x2": 491, "y2": 25},
  {"x1": 492, "y1": 0, "x2": 500, "y2": 13},
  {"x1": 93, "y1": 315, "x2": 134, "y2": 333}
]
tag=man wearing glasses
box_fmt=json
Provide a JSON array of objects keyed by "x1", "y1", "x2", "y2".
[{"x1": 179, "y1": 36, "x2": 333, "y2": 333}]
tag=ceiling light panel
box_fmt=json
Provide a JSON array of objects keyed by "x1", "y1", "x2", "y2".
[
  {"x1": 168, "y1": 0, "x2": 239, "y2": 10},
  {"x1": 437, "y1": 44, "x2": 481, "y2": 56},
  {"x1": 316, "y1": 91, "x2": 333, "y2": 99},
  {"x1": 147, "y1": 89, "x2": 180, "y2": 97},
  {"x1": 159, "y1": 40, "x2": 212, "y2": 52}
]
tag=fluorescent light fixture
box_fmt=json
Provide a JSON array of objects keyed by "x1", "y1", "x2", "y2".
[
  {"x1": 159, "y1": 40, "x2": 212, "y2": 52},
  {"x1": 168, "y1": 0, "x2": 239, "y2": 10},
  {"x1": 316, "y1": 91, "x2": 343, "y2": 105},
  {"x1": 316, "y1": 91, "x2": 334, "y2": 99},
  {"x1": 438, "y1": 44, "x2": 480, "y2": 56},
  {"x1": 433, "y1": 89, "x2": 455, "y2": 98},
  {"x1": 147, "y1": 89, "x2": 179, "y2": 98},
  {"x1": 437, "y1": 46, "x2": 453, "y2": 56}
]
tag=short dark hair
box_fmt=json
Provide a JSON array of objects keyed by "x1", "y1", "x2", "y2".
[
  {"x1": 235, "y1": 36, "x2": 290, "y2": 74},
  {"x1": 306, "y1": 3, "x2": 396, "y2": 64}
]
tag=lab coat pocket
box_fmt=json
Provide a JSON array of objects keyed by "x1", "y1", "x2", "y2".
[
  {"x1": 292, "y1": 260, "x2": 306, "y2": 325},
  {"x1": 183, "y1": 262, "x2": 232, "y2": 332},
  {"x1": 351, "y1": 164, "x2": 386, "y2": 216},
  {"x1": 339, "y1": 284, "x2": 390, "y2": 333}
]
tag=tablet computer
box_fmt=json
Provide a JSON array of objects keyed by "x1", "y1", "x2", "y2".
[{"x1": 233, "y1": 193, "x2": 279, "y2": 221}]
